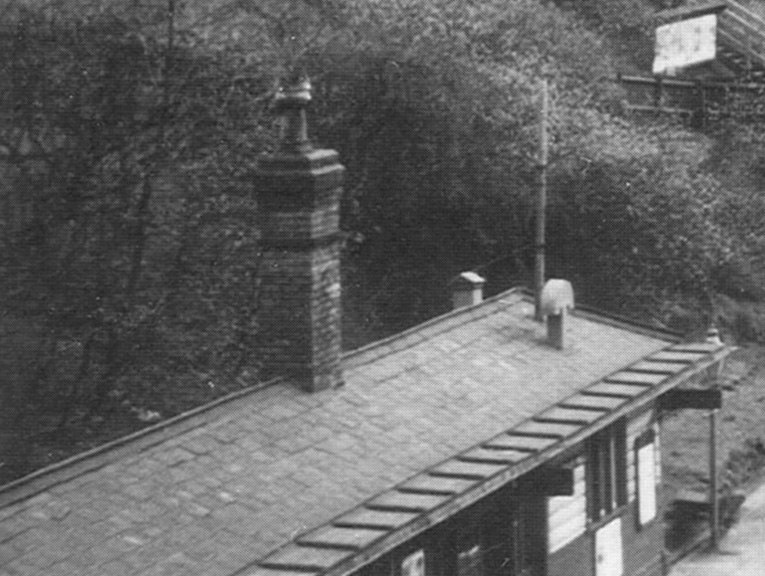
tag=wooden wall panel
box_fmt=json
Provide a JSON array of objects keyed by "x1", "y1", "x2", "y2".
[
  {"x1": 547, "y1": 531, "x2": 592, "y2": 576},
  {"x1": 620, "y1": 494, "x2": 665, "y2": 576}
]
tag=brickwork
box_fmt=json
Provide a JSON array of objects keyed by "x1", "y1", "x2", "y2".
[{"x1": 255, "y1": 146, "x2": 345, "y2": 392}]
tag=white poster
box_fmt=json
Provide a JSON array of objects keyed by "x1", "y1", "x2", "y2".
[
  {"x1": 653, "y1": 14, "x2": 717, "y2": 74},
  {"x1": 638, "y1": 442, "x2": 658, "y2": 525},
  {"x1": 595, "y1": 518, "x2": 623, "y2": 576},
  {"x1": 402, "y1": 549, "x2": 425, "y2": 576}
]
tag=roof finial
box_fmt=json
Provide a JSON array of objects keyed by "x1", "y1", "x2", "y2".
[{"x1": 274, "y1": 74, "x2": 313, "y2": 154}]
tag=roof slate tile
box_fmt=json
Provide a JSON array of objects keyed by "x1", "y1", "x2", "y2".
[{"x1": 0, "y1": 291, "x2": 678, "y2": 575}]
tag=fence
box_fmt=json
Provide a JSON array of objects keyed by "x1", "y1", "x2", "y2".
[{"x1": 618, "y1": 73, "x2": 765, "y2": 125}]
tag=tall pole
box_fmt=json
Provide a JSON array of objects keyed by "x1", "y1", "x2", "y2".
[
  {"x1": 709, "y1": 408, "x2": 719, "y2": 550},
  {"x1": 534, "y1": 78, "x2": 549, "y2": 321}
]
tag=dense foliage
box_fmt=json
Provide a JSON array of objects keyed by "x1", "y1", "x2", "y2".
[
  {"x1": 0, "y1": 0, "x2": 270, "y2": 481},
  {"x1": 0, "y1": 0, "x2": 762, "y2": 482}
]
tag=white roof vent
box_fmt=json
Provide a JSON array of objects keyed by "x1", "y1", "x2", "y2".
[
  {"x1": 450, "y1": 271, "x2": 486, "y2": 310},
  {"x1": 541, "y1": 279, "x2": 574, "y2": 349}
]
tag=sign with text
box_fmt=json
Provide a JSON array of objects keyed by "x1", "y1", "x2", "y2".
[{"x1": 653, "y1": 14, "x2": 717, "y2": 74}]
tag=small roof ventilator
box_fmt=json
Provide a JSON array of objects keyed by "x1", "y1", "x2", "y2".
[{"x1": 540, "y1": 279, "x2": 574, "y2": 349}]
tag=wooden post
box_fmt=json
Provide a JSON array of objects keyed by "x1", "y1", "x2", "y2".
[
  {"x1": 699, "y1": 82, "x2": 707, "y2": 129},
  {"x1": 654, "y1": 76, "x2": 664, "y2": 116},
  {"x1": 692, "y1": 80, "x2": 707, "y2": 129},
  {"x1": 534, "y1": 79, "x2": 549, "y2": 321},
  {"x1": 709, "y1": 408, "x2": 719, "y2": 550}
]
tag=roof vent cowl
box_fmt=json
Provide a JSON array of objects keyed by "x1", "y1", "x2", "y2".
[
  {"x1": 450, "y1": 271, "x2": 486, "y2": 310},
  {"x1": 541, "y1": 279, "x2": 575, "y2": 350}
]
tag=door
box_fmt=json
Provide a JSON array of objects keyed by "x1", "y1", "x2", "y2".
[
  {"x1": 594, "y1": 518, "x2": 623, "y2": 576},
  {"x1": 510, "y1": 496, "x2": 546, "y2": 576},
  {"x1": 443, "y1": 490, "x2": 546, "y2": 576}
]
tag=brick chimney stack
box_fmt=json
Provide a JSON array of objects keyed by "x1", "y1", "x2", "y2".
[{"x1": 255, "y1": 77, "x2": 345, "y2": 392}]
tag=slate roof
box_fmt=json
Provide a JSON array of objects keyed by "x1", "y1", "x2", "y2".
[{"x1": 0, "y1": 289, "x2": 727, "y2": 576}]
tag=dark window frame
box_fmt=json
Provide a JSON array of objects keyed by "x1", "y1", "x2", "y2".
[
  {"x1": 586, "y1": 419, "x2": 628, "y2": 524},
  {"x1": 352, "y1": 484, "x2": 547, "y2": 576}
]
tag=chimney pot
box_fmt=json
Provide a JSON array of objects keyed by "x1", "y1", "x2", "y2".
[
  {"x1": 273, "y1": 75, "x2": 313, "y2": 154},
  {"x1": 540, "y1": 279, "x2": 575, "y2": 349},
  {"x1": 450, "y1": 271, "x2": 486, "y2": 309}
]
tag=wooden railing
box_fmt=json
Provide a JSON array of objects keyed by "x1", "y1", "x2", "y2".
[
  {"x1": 615, "y1": 1, "x2": 765, "y2": 124},
  {"x1": 618, "y1": 73, "x2": 765, "y2": 125},
  {"x1": 719, "y1": 0, "x2": 765, "y2": 69}
]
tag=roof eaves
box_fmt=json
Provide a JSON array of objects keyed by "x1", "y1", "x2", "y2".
[{"x1": 572, "y1": 303, "x2": 682, "y2": 342}]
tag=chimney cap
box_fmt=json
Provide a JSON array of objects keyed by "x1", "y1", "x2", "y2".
[
  {"x1": 274, "y1": 76, "x2": 312, "y2": 111},
  {"x1": 541, "y1": 279, "x2": 574, "y2": 316},
  {"x1": 273, "y1": 75, "x2": 313, "y2": 154},
  {"x1": 450, "y1": 271, "x2": 486, "y2": 289}
]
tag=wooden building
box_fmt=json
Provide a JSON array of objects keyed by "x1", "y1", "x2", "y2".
[{"x1": 0, "y1": 80, "x2": 729, "y2": 576}]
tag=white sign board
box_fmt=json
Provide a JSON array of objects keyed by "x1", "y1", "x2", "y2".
[
  {"x1": 653, "y1": 14, "x2": 717, "y2": 74},
  {"x1": 595, "y1": 518, "x2": 623, "y2": 576},
  {"x1": 638, "y1": 441, "x2": 658, "y2": 525}
]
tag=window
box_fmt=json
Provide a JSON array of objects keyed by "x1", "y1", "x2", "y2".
[
  {"x1": 548, "y1": 458, "x2": 586, "y2": 553},
  {"x1": 511, "y1": 497, "x2": 546, "y2": 576},
  {"x1": 594, "y1": 518, "x2": 624, "y2": 576},
  {"x1": 635, "y1": 429, "x2": 658, "y2": 525},
  {"x1": 401, "y1": 550, "x2": 426, "y2": 576},
  {"x1": 587, "y1": 420, "x2": 627, "y2": 522},
  {"x1": 447, "y1": 506, "x2": 488, "y2": 576},
  {"x1": 456, "y1": 544, "x2": 484, "y2": 576},
  {"x1": 442, "y1": 488, "x2": 545, "y2": 576}
]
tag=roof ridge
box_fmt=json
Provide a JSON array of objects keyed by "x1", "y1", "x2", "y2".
[
  {"x1": 572, "y1": 304, "x2": 681, "y2": 342},
  {"x1": 513, "y1": 285, "x2": 680, "y2": 342},
  {"x1": 342, "y1": 286, "x2": 681, "y2": 371},
  {"x1": 342, "y1": 287, "x2": 526, "y2": 370}
]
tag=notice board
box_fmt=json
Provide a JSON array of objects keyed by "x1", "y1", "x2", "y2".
[{"x1": 653, "y1": 14, "x2": 717, "y2": 74}]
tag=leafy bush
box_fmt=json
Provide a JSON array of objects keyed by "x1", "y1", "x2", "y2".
[
  {"x1": 2, "y1": 0, "x2": 764, "y2": 482},
  {"x1": 0, "y1": 1, "x2": 270, "y2": 482}
]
